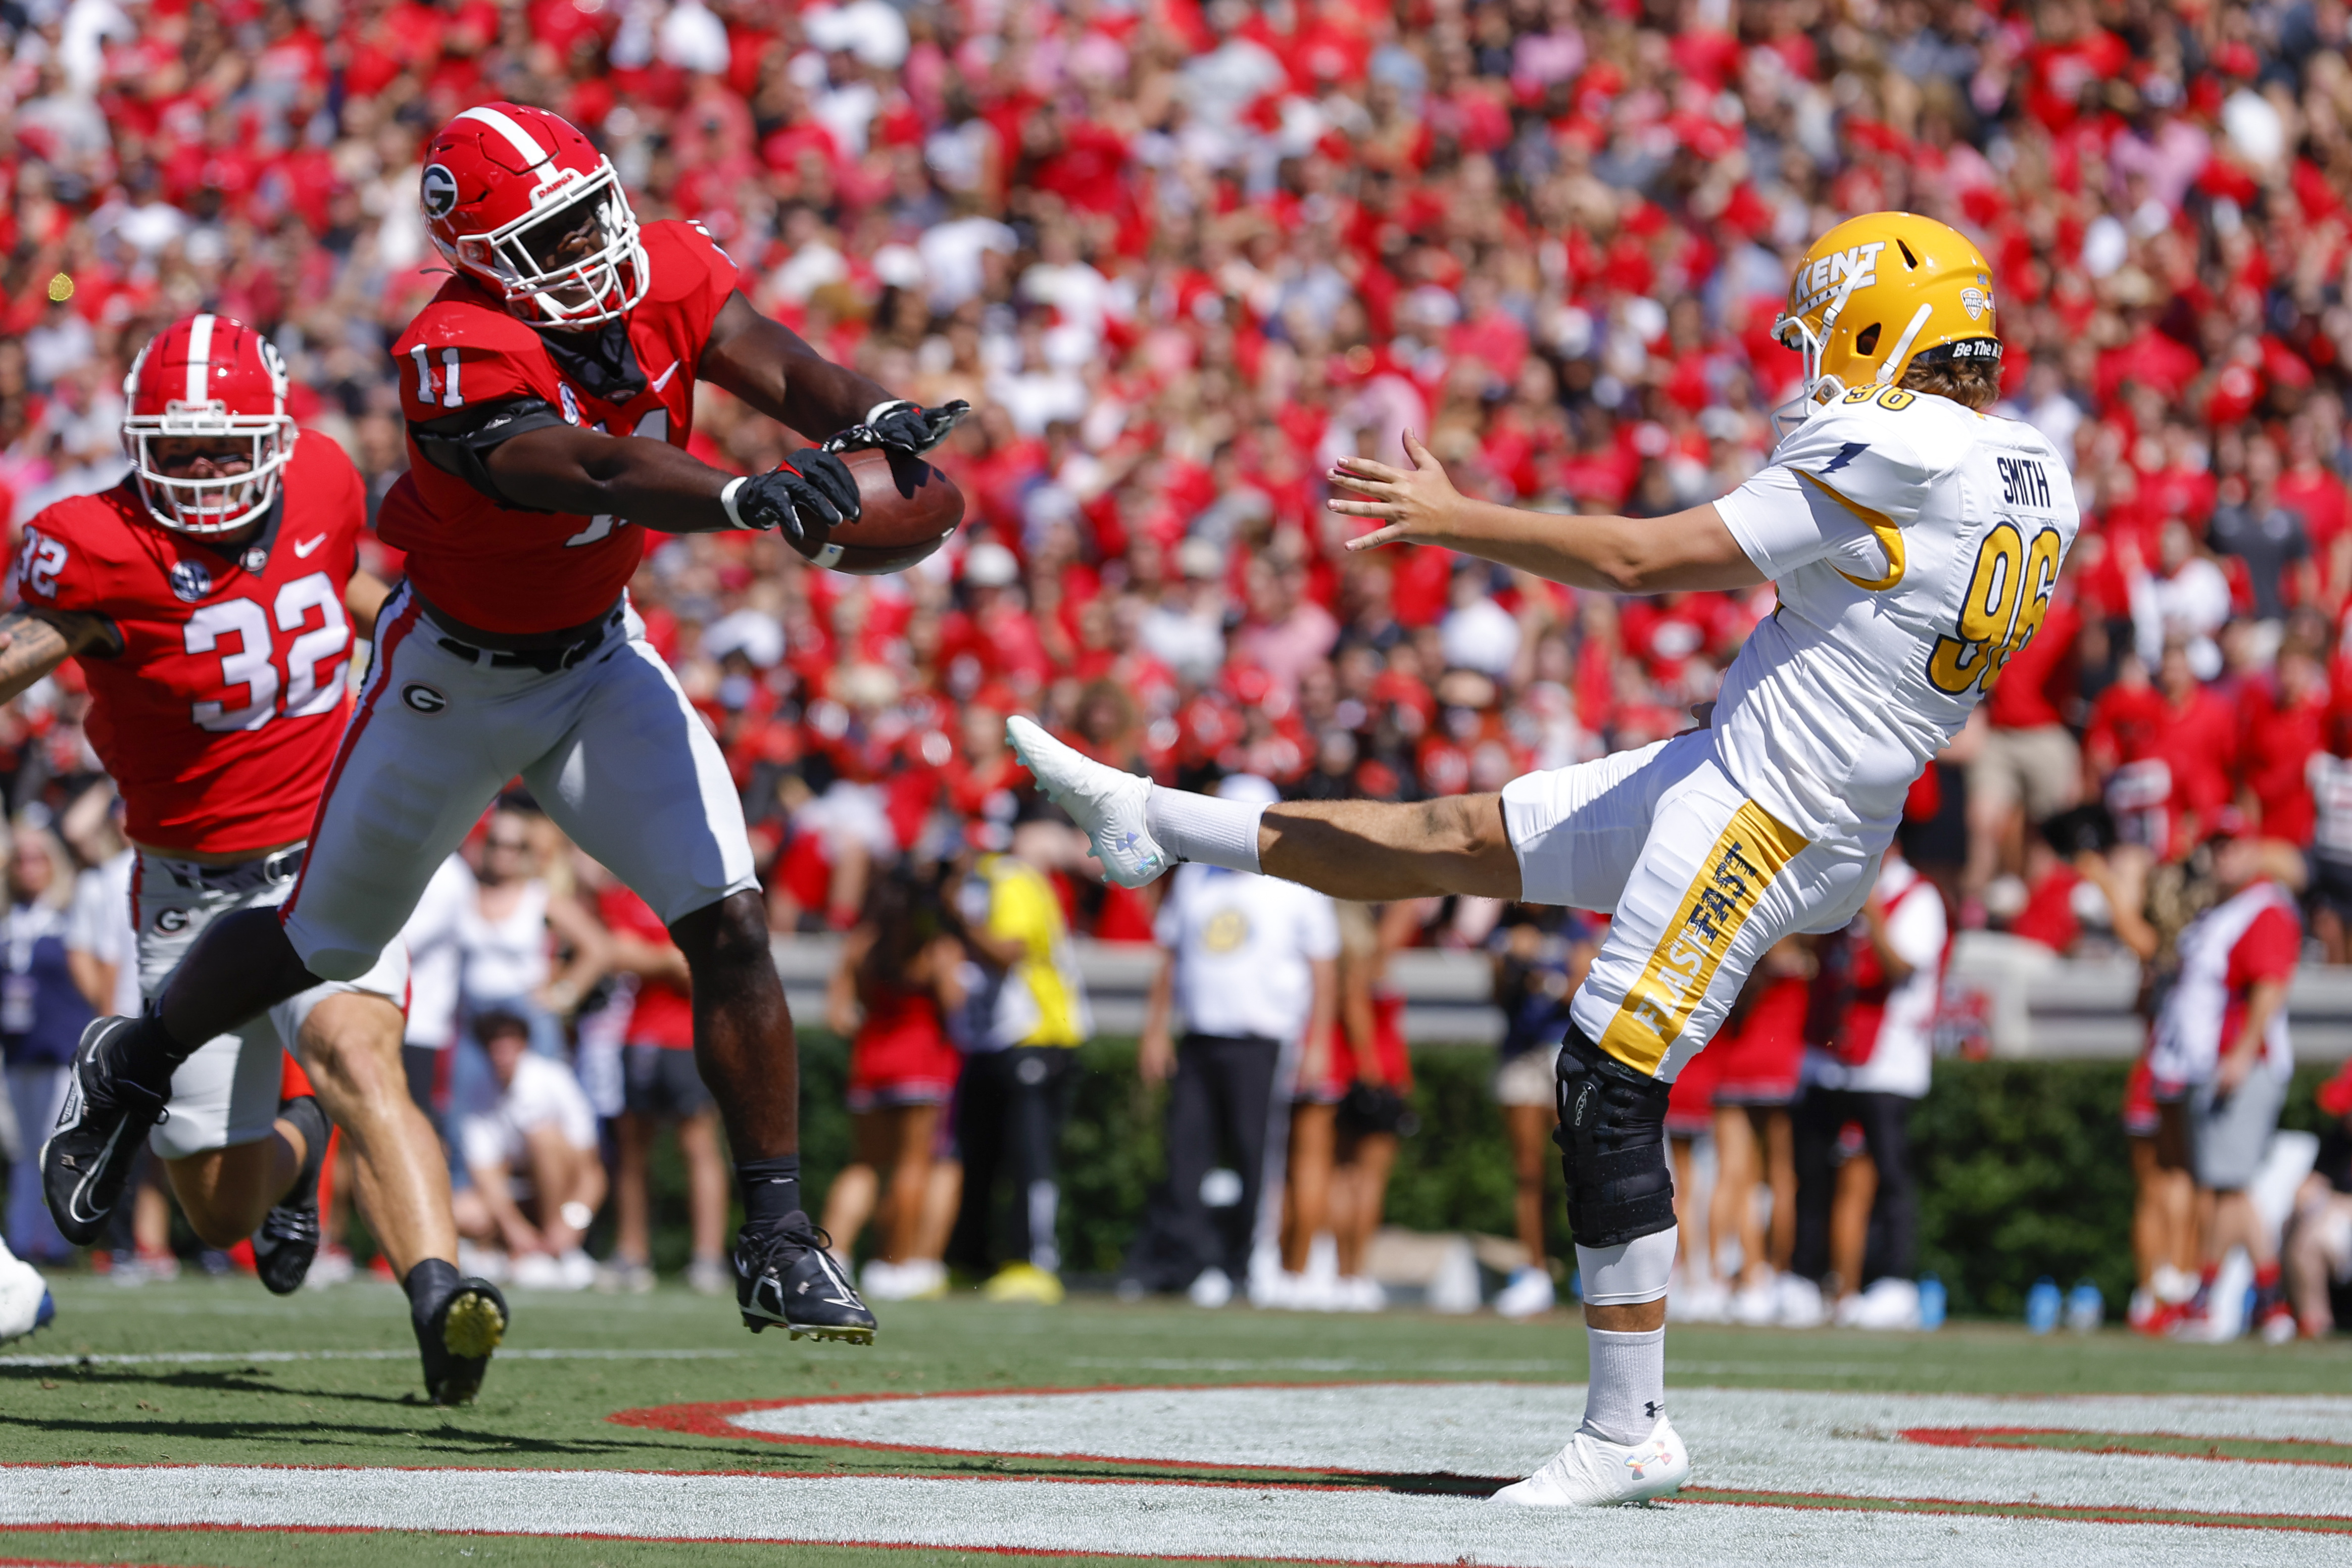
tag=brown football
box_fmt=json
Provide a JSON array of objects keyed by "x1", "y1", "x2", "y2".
[{"x1": 787, "y1": 447, "x2": 964, "y2": 575}]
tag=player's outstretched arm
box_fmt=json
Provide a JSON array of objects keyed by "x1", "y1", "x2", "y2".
[
  {"x1": 1328, "y1": 431, "x2": 1764, "y2": 595},
  {"x1": 0, "y1": 609, "x2": 117, "y2": 706},
  {"x1": 476, "y1": 424, "x2": 857, "y2": 542},
  {"x1": 698, "y1": 291, "x2": 894, "y2": 442}
]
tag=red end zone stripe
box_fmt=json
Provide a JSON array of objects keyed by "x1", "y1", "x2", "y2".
[
  {"x1": 1902, "y1": 1426, "x2": 2352, "y2": 1467},
  {"x1": 279, "y1": 587, "x2": 422, "y2": 925}
]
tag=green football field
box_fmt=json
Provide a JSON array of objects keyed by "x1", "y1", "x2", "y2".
[{"x1": 3, "y1": 1275, "x2": 2348, "y2": 1567}]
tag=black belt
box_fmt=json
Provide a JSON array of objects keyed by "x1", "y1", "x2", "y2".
[
  {"x1": 432, "y1": 605, "x2": 624, "y2": 673},
  {"x1": 152, "y1": 843, "x2": 306, "y2": 894}
]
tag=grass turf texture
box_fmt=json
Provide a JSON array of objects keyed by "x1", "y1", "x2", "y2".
[
  {"x1": 6, "y1": 1279, "x2": 2349, "y2": 1566},
  {"x1": 5, "y1": 1276, "x2": 2346, "y2": 1474}
]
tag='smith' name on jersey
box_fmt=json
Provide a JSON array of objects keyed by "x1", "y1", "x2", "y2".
[
  {"x1": 1708, "y1": 388, "x2": 2082, "y2": 848},
  {"x1": 1995, "y1": 455, "x2": 2054, "y2": 510}
]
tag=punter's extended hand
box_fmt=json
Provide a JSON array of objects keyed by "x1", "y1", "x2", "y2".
[
  {"x1": 727, "y1": 449, "x2": 862, "y2": 546},
  {"x1": 1330, "y1": 431, "x2": 1464, "y2": 549}
]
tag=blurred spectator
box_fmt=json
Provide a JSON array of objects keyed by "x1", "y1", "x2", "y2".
[
  {"x1": 2149, "y1": 817, "x2": 2300, "y2": 1344},
  {"x1": 1485, "y1": 902, "x2": 1592, "y2": 1320},
  {"x1": 821, "y1": 867, "x2": 966, "y2": 1303},
  {"x1": 601, "y1": 883, "x2": 728, "y2": 1297},
  {"x1": 1126, "y1": 775, "x2": 1336, "y2": 1309},
  {"x1": 1793, "y1": 850, "x2": 1947, "y2": 1331},
  {"x1": 1313, "y1": 900, "x2": 1416, "y2": 1311},
  {"x1": 452, "y1": 1009, "x2": 605, "y2": 1292},
  {"x1": 946, "y1": 824, "x2": 1090, "y2": 1303},
  {"x1": 1707, "y1": 940, "x2": 1812, "y2": 1327},
  {"x1": 2, "y1": 818, "x2": 88, "y2": 1264},
  {"x1": 2282, "y1": 1062, "x2": 2352, "y2": 1338},
  {"x1": 455, "y1": 808, "x2": 610, "y2": 1058}
]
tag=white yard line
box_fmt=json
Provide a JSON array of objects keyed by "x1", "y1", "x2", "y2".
[
  {"x1": 0, "y1": 1348, "x2": 745, "y2": 1368},
  {"x1": 0, "y1": 1463, "x2": 2335, "y2": 1568},
  {"x1": 727, "y1": 1384, "x2": 2352, "y2": 1518}
]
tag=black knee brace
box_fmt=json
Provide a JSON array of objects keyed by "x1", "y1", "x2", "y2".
[{"x1": 1552, "y1": 1026, "x2": 1676, "y2": 1250}]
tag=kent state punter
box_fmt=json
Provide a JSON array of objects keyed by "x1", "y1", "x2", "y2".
[{"x1": 1012, "y1": 214, "x2": 2078, "y2": 1505}]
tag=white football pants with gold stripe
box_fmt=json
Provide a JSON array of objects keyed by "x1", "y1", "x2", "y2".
[{"x1": 1500, "y1": 727, "x2": 1882, "y2": 1082}]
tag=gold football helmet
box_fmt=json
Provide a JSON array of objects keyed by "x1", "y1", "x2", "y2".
[{"x1": 1773, "y1": 211, "x2": 2000, "y2": 431}]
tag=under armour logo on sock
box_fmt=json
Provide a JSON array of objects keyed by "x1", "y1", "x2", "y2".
[{"x1": 1644, "y1": 1400, "x2": 1664, "y2": 1419}]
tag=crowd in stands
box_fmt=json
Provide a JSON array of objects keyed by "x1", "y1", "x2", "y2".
[{"x1": 6, "y1": 0, "x2": 2352, "y2": 1324}]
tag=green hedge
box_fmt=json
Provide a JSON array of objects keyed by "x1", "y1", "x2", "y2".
[{"x1": 630, "y1": 1037, "x2": 2340, "y2": 1319}]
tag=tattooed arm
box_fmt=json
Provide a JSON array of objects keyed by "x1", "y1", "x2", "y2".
[{"x1": 0, "y1": 608, "x2": 119, "y2": 707}]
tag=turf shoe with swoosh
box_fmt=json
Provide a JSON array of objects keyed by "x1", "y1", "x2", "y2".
[
  {"x1": 735, "y1": 1214, "x2": 876, "y2": 1344},
  {"x1": 40, "y1": 1016, "x2": 171, "y2": 1247},
  {"x1": 415, "y1": 1276, "x2": 508, "y2": 1405},
  {"x1": 1490, "y1": 1416, "x2": 1691, "y2": 1507},
  {"x1": 250, "y1": 1094, "x2": 330, "y2": 1296},
  {"x1": 1004, "y1": 716, "x2": 1168, "y2": 888}
]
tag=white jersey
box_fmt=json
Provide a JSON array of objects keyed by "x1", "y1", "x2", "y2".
[
  {"x1": 1712, "y1": 388, "x2": 2080, "y2": 849},
  {"x1": 1154, "y1": 863, "x2": 1340, "y2": 1044}
]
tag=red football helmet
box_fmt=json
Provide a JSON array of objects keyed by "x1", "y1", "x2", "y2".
[
  {"x1": 419, "y1": 103, "x2": 648, "y2": 329},
  {"x1": 120, "y1": 314, "x2": 299, "y2": 535}
]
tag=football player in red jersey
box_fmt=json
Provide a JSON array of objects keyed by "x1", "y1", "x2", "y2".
[
  {"x1": 47, "y1": 103, "x2": 965, "y2": 1345},
  {"x1": 6, "y1": 315, "x2": 502, "y2": 1402}
]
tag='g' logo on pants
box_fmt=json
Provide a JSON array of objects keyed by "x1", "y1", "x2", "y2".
[{"x1": 402, "y1": 683, "x2": 448, "y2": 714}]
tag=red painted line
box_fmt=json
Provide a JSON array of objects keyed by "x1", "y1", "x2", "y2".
[
  {"x1": 1673, "y1": 1490, "x2": 2352, "y2": 1535},
  {"x1": 608, "y1": 1378, "x2": 1535, "y2": 1483},
  {"x1": 1901, "y1": 1426, "x2": 2352, "y2": 1468}
]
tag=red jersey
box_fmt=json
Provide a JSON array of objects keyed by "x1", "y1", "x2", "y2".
[
  {"x1": 385, "y1": 218, "x2": 740, "y2": 633},
  {"x1": 598, "y1": 884, "x2": 695, "y2": 1049},
  {"x1": 13, "y1": 435, "x2": 366, "y2": 855}
]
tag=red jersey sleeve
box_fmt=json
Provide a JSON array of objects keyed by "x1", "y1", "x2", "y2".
[
  {"x1": 15, "y1": 497, "x2": 117, "y2": 618},
  {"x1": 2227, "y1": 901, "x2": 2302, "y2": 989},
  {"x1": 393, "y1": 296, "x2": 558, "y2": 428}
]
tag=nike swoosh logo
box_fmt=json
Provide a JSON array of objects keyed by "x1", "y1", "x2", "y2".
[
  {"x1": 649, "y1": 360, "x2": 681, "y2": 392},
  {"x1": 65, "y1": 1120, "x2": 126, "y2": 1226},
  {"x1": 292, "y1": 534, "x2": 326, "y2": 558}
]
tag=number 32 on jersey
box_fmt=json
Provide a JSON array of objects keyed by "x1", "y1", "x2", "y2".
[{"x1": 1927, "y1": 519, "x2": 2065, "y2": 696}]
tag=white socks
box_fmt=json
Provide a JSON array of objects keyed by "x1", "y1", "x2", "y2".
[
  {"x1": 1144, "y1": 787, "x2": 1265, "y2": 873},
  {"x1": 1581, "y1": 1324, "x2": 1666, "y2": 1446}
]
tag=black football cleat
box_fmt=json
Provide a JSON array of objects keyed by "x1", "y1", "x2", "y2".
[
  {"x1": 415, "y1": 1276, "x2": 508, "y2": 1405},
  {"x1": 41, "y1": 1017, "x2": 170, "y2": 1247},
  {"x1": 735, "y1": 1213, "x2": 876, "y2": 1344},
  {"x1": 251, "y1": 1095, "x2": 329, "y2": 1296}
]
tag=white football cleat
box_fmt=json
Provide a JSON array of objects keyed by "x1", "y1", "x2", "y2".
[
  {"x1": 1005, "y1": 716, "x2": 1169, "y2": 888},
  {"x1": 0, "y1": 1247, "x2": 54, "y2": 1345},
  {"x1": 1492, "y1": 1416, "x2": 1691, "y2": 1507}
]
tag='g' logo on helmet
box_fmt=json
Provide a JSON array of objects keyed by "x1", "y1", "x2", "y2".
[{"x1": 420, "y1": 164, "x2": 460, "y2": 220}]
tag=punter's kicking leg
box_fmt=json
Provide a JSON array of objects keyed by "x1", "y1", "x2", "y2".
[{"x1": 1011, "y1": 717, "x2": 1875, "y2": 1506}]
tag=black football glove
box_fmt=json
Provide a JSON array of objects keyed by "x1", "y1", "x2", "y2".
[
  {"x1": 823, "y1": 399, "x2": 970, "y2": 458},
  {"x1": 728, "y1": 449, "x2": 862, "y2": 547}
]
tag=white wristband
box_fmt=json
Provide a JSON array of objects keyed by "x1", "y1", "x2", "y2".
[
  {"x1": 865, "y1": 398, "x2": 913, "y2": 424},
  {"x1": 559, "y1": 1201, "x2": 595, "y2": 1232},
  {"x1": 719, "y1": 474, "x2": 749, "y2": 529}
]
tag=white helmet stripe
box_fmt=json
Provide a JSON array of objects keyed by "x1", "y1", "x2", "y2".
[
  {"x1": 184, "y1": 314, "x2": 215, "y2": 406},
  {"x1": 455, "y1": 106, "x2": 551, "y2": 168},
  {"x1": 1875, "y1": 303, "x2": 1936, "y2": 385}
]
